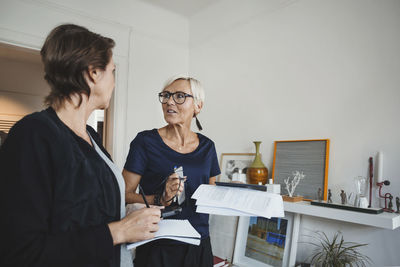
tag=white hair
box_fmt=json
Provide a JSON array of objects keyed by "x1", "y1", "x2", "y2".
[{"x1": 163, "y1": 75, "x2": 205, "y2": 106}]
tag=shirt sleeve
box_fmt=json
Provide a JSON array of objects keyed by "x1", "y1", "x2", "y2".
[
  {"x1": 209, "y1": 142, "x2": 221, "y2": 177},
  {"x1": 124, "y1": 132, "x2": 148, "y2": 175},
  {"x1": 0, "y1": 118, "x2": 114, "y2": 266}
]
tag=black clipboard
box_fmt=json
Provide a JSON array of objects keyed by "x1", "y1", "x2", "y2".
[{"x1": 215, "y1": 181, "x2": 267, "y2": 191}]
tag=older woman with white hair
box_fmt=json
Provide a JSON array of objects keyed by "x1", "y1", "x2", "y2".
[{"x1": 122, "y1": 76, "x2": 220, "y2": 267}]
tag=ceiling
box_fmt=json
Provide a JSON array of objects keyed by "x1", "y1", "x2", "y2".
[{"x1": 141, "y1": 0, "x2": 218, "y2": 17}]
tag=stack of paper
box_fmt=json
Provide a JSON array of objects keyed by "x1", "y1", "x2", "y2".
[
  {"x1": 192, "y1": 184, "x2": 284, "y2": 218},
  {"x1": 127, "y1": 219, "x2": 200, "y2": 249}
]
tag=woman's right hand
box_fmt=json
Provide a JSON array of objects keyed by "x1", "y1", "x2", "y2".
[{"x1": 108, "y1": 207, "x2": 161, "y2": 245}]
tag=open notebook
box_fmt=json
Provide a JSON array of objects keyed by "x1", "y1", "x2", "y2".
[{"x1": 127, "y1": 219, "x2": 201, "y2": 250}]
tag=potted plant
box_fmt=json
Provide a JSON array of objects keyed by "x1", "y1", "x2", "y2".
[{"x1": 306, "y1": 231, "x2": 372, "y2": 267}]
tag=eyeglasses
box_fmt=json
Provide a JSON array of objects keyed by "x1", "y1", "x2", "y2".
[{"x1": 158, "y1": 91, "x2": 194, "y2": 105}]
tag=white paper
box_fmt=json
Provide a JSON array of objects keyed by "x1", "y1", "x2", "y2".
[
  {"x1": 126, "y1": 219, "x2": 200, "y2": 250},
  {"x1": 127, "y1": 235, "x2": 200, "y2": 249},
  {"x1": 192, "y1": 184, "x2": 284, "y2": 218},
  {"x1": 196, "y1": 205, "x2": 256, "y2": 216}
]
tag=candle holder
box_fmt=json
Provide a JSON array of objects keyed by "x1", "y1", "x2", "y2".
[
  {"x1": 376, "y1": 180, "x2": 394, "y2": 212},
  {"x1": 354, "y1": 176, "x2": 368, "y2": 208}
]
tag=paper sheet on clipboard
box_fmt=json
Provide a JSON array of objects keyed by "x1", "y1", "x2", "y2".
[
  {"x1": 127, "y1": 219, "x2": 200, "y2": 250},
  {"x1": 192, "y1": 184, "x2": 284, "y2": 218}
]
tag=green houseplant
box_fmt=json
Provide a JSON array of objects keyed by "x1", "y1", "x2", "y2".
[{"x1": 307, "y1": 231, "x2": 372, "y2": 267}]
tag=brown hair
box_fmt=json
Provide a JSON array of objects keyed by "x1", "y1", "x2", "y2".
[{"x1": 41, "y1": 24, "x2": 115, "y2": 109}]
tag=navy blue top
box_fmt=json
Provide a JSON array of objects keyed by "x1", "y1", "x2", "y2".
[{"x1": 124, "y1": 129, "x2": 220, "y2": 239}]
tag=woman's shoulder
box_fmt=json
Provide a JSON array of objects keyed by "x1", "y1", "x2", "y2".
[
  {"x1": 137, "y1": 128, "x2": 158, "y2": 136},
  {"x1": 10, "y1": 109, "x2": 59, "y2": 136},
  {"x1": 196, "y1": 132, "x2": 215, "y2": 144},
  {"x1": 5, "y1": 109, "x2": 63, "y2": 147},
  {"x1": 196, "y1": 132, "x2": 217, "y2": 151},
  {"x1": 130, "y1": 128, "x2": 159, "y2": 143},
  {"x1": 134, "y1": 129, "x2": 158, "y2": 139}
]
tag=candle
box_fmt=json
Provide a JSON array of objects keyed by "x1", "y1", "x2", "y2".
[{"x1": 376, "y1": 151, "x2": 383, "y2": 183}]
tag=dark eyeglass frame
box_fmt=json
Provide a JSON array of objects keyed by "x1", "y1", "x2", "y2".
[{"x1": 158, "y1": 91, "x2": 194, "y2": 105}]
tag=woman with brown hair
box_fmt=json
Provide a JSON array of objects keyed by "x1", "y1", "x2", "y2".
[{"x1": 0, "y1": 24, "x2": 160, "y2": 267}]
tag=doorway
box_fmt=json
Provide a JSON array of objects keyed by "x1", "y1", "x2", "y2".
[{"x1": 0, "y1": 42, "x2": 112, "y2": 151}]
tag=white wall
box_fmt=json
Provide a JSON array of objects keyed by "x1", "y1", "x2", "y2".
[
  {"x1": 190, "y1": 0, "x2": 400, "y2": 265},
  {"x1": 0, "y1": 0, "x2": 189, "y2": 167},
  {"x1": 0, "y1": 56, "x2": 48, "y2": 116},
  {"x1": 2, "y1": 0, "x2": 400, "y2": 265}
]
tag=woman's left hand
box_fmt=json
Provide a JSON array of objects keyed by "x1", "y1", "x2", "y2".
[{"x1": 163, "y1": 173, "x2": 186, "y2": 205}]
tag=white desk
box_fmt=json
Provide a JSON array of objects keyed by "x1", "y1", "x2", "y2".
[{"x1": 284, "y1": 201, "x2": 400, "y2": 266}]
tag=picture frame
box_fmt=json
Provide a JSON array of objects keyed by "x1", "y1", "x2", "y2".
[
  {"x1": 233, "y1": 214, "x2": 294, "y2": 267},
  {"x1": 218, "y1": 153, "x2": 255, "y2": 183},
  {"x1": 272, "y1": 139, "x2": 330, "y2": 201}
]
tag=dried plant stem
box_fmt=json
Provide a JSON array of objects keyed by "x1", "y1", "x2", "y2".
[{"x1": 284, "y1": 171, "x2": 305, "y2": 197}]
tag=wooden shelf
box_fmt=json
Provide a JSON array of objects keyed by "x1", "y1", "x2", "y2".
[{"x1": 284, "y1": 201, "x2": 400, "y2": 230}]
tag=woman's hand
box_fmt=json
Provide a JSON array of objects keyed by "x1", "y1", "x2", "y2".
[
  {"x1": 108, "y1": 207, "x2": 161, "y2": 245},
  {"x1": 163, "y1": 173, "x2": 186, "y2": 205}
]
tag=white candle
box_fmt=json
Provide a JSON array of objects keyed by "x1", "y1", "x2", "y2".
[{"x1": 376, "y1": 151, "x2": 383, "y2": 183}]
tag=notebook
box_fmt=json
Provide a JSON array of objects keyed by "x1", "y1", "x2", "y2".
[{"x1": 126, "y1": 219, "x2": 201, "y2": 249}]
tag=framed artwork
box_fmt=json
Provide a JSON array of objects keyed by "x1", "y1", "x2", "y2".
[
  {"x1": 272, "y1": 139, "x2": 330, "y2": 201},
  {"x1": 233, "y1": 214, "x2": 294, "y2": 267},
  {"x1": 218, "y1": 153, "x2": 255, "y2": 182}
]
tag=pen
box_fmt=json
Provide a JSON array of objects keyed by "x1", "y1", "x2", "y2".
[{"x1": 138, "y1": 184, "x2": 150, "y2": 208}]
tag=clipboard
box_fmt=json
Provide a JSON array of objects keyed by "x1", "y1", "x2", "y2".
[{"x1": 215, "y1": 181, "x2": 267, "y2": 191}]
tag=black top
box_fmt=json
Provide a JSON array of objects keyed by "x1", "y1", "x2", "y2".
[
  {"x1": 124, "y1": 129, "x2": 220, "y2": 239},
  {"x1": 0, "y1": 108, "x2": 120, "y2": 267}
]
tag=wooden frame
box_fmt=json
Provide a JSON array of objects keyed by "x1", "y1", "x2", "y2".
[
  {"x1": 233, "y1": 214, "x2": 294, "y2": 267},
  {"x1": 218, "y1": 153, "x2": 255, "y2": 183},
  {"x1": 272, "y1": 139, "x2": 330, "y2": 201}
]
